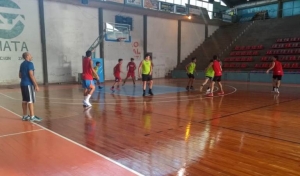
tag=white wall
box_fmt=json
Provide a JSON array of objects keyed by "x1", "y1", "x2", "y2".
[
  {"x1": 0, "y1": 0, "x2": 42, "y2": 85},
  {"x1": 208, "y1": 25, "x2": 219, "y2": 37},
  {"x1": 147, "y1": 17, "x2": 177, "y2": 78},
  {"x1": 103, "y1": 10, "x2": 143, "y2": 80},
  {"x1": 44, "y1": 1, "x2": 99, "y2": 83},
  {"x1": 181, "y1": 21, "x2": 205, "y2": 62}
]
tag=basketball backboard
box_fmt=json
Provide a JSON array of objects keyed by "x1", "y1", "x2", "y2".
[{"x1": 104, "y1": 22, "x2": 131, "y2": 42}]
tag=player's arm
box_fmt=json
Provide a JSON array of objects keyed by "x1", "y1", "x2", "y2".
[
  {"x1": 266, "y1": 61, "x2": 275, "y2": 74},
  {"x1": 90, "y1": 60, "x2": 99, "y2": 79},
  {"x1": 150, "y1": 62, "x2": 153, "y2": 75},
  {"x1": 185, "y1": 63, "x2": 191, "y2": 72},
  {"x1": 28, "y1": 64, "x2": 39, "y2": 91},
  {"x1": 205, "y1": 63, "x2": 213, "y2": 72}
]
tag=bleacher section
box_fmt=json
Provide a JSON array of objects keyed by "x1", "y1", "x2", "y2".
[{"x1": 173, "y1": 15, "x2": 300, "y2": 73}]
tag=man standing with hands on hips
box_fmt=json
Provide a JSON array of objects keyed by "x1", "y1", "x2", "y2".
[{"x1": 19, "y1": 52, "x2": 42, "y2": 122}]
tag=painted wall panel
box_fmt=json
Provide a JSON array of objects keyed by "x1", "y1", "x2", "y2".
[
  {"x1": 0, "y1": 0, "x2": 42, "y2": 85},
  {"x1": 181, "y1": 22, "x2": 205, "y2": 62},
  {"x1": 147, "y1": 17, "x2": 177, "y2": 78},
  {"x1": 44, "y1": 1, "x2": 99, "y2": 83}
]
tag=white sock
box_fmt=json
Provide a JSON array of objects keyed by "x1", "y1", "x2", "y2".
[
  {"x1": 85, "y1": 94, "x2": 91, "y2": 102},
  {"x1": 31, "y1": 116, "x2": 35, "y2": 119}
]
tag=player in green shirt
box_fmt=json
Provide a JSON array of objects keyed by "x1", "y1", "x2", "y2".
[
  {"x1": 200, "y1": 59, "x2": 214, "y2": 93},
  {"x1": 93, "y1": 62, "x2": 102, "y2": 89},
  {"x1": 185, "y1": 57, "x2": 197, "y2": 90}
]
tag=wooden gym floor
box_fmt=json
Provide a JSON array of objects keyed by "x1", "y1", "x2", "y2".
[{"x1": 0, "y1": 79, "x2": 300, "y2": 176}]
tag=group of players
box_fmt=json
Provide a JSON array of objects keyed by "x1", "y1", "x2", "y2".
[
  {"x1": 185, "y1": 55, "x2": 283, "y2": 96},
  {"x1": 17, "y1": 51, "x2": 283, "y2": 121},
  {"x1": 82, "y1": 52, "x2": 154, "y2": 107}
]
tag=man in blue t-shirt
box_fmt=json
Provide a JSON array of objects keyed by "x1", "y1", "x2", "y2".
[{"x1": 19, "y1": 52, "x2": 41, "y2": 122}]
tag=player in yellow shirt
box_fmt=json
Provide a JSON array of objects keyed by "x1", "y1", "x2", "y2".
[
  {"x1": 185, "y1": 57, "x2": 197, "y2": 91},
  {"x1": 93, "y1": 62, "x2": 102, "y2": 89},
  {"x1": 200, "y1": 59, "x2": 214, "y2": 93}
]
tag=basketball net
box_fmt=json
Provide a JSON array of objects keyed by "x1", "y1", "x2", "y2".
[{"x1": 117, "y1": 37, "x2": 126, "y2": 45}]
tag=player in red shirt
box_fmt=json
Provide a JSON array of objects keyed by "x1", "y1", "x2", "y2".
[
  {"x1": 207, "y1": 55, "x2": 224, "y2": 97},
  {"x1": 82, "y1": 51, "x2": 99, "y2": 107},
  {"x1": 266, "y1": 55, "x2": 283, "y2": 93},
  {"x1": 111, "y1": 59, "x2": 123, "y2": 91},
  {"x1": 122, "y1": 58, "x2": 136, "y2": 86}
]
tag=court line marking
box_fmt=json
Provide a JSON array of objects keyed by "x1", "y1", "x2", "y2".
[
  {"x1": 34, "y1": 87, "x2": 219, "y2": 100},
  {"x1": 0, "y1": 129, "x2": 44, "y2": 138},
  {"x1": 0, "y1": 86, "x2": 235, "y2": 105},
  {"x1": 0, "y1": 106, "x2": 143, "y2": 176}
]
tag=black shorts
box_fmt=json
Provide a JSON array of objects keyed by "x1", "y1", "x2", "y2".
[
  {"x1": 187, "y1": 73, "x2": 195, "y2": 79},
  {"x1": 21, "y1": 85, "x2": 35, "y2": 103},
  {"x1": 273, "y1": 75, "x2": 282, "y2": 80},
  {"x1": 213, "y1": 76, "x2": 222, "y2": 82},
  {"x1": 142, "y1": 74, "x2": 152, "y2": 81},
  {"x1": 205, "y1": 76, "x2": 213, "y2": 80}
]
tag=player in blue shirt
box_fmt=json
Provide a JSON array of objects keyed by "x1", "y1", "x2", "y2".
[{"x1": 19, "y1": 52, "x2": 42, "y2": 122}]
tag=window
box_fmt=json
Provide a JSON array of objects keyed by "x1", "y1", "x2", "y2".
[
  {"x1": 214, "y1": 0, "x2": 220, "y2": 2},
  {"x1": 221, "y1": 1, "x2": 227, "y2": 6},
  {"x1": 166, "y1": 0, "x2": 174, "y2": 3},
  {"x1": 208, "y1": 11, "x2": 213, "y2": 19},
  {"x1": 174, "y1": 0, "x2": 181, "y2": 5},
  {"x1": 196, "y1": 1, "x2": 202, "y2": 7},
  {"x1": 202, "y1": 0, "x2": 208, "y2": 1},
  {"x1": 208, "y1": 3, "x2": 213, "y2": 11},
  {"x1": 190, "y1": 0, "x2": 196, "y2": 6},
  {"x1": 202, "y1": 2, "x2": 208, "y2": 8},
  {"x1": 181, "y1": 0, "x2": 188, "y2": 6}
]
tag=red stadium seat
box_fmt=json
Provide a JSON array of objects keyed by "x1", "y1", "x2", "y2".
[
  {"x1": 283, "y1": 63, "x2": 291, "y2": 68},
  {"x1": 283, "y1": 38, "x2": 290, "y2": 42},
  {"x1": 287, "y1": 49, "x2": 294, "y2": 55},
  {"x1": 289, "y1": 56, "x2": 296, "y2": 61},
  {"x1": 246, "y1": 57, "x2": 253, "y2": 62},
  {"x1": 253, "y1": 51, "x2": 259, "y2": 55},
  {"x1": 235, "y1": 57, "x2": 241, "y2": 62},
  {"x1": 240, "y1": 46, "x2": 245, "y2": 50},
  {"x1": 245, "y1": 46, "x2": 251, "y2": 50},
  {"x1": 277, "y1": 38, "x2": 283, "y2": 43},
  {"x1": 224, "y1": 58, "x2": 230, "y2": 62},
  {"x1": 230, "y1": 52, "x2": 235, "y2": 56},
  {"x1": 291, "y1": 63, "x2": 299, "y2": 68},
  {"x1": 246, "y1": 51, "x2": 252, "y2": 55},
  {"x1": 251, "y1": 45, "x2": 257, "y2": 50},
  {"x1": 257, "y1": 45, "x2": 264, "y2": 49},
  {"x1": 261, "y1": 56, "x2": 267, "y2": 61},
  {"x1": 229, "y1": 57, "x2": 235, "y2": 62},
  {"x1": 266, "y1": 50, "x2": 272, "y2": 55},
  {"x1": 272, "y1": 44, "x2": 277, "y2": 48},
  {"x1": 241, "y1": 57, "x2": 246, "y2": 62},
  {"x1": 292, "y1": 43, "x2": 299, "y2": 48},
  {"x1": 290, "y1": 37, "x2": 297, "y2": 42},
  {"x1": 242, "y1": 51, "x2": 248, "y2": 56},
  {"x1": 241, "y1": 63, "x2": 247, "y2": 68},
  {"x1": 235, "y1": 46, "x2": 240, "y2": 50},
  {"x1": 255, "y1": 64, "x2": 261, "y2": 68},
  {"x1": 280, "y1": 50, "x2": 286, "y2": 54},
  {"x1": 297, "y1": 37, "x2": 300, "y2": 42},
  {"x1": 285, "y1": 43, "x2": 291, "y2": 48},
  {"x1": 295, "y1": 49, "x2": 300, "y2": 54}
]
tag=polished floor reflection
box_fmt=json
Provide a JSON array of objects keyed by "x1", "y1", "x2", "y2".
[{"x1": 1, "y1": 79, "x2": 300, "y2": 176}]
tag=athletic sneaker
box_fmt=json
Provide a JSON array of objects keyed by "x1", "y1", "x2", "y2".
[
  {"x1": 143, "y1": 92, "x2": 146, "y2": 96},
  {"x1": 207, "y1": 88, "x2": 211, "y2": 92},
  {"x1": 190, "y1": 86, "x2": 194, "y2": 90},
  {"x1": 83, "y1": 100, "x2": 92, "y2": 107},
  {"x1": 218, "y1": 91, "x2": 225, "y2": 95},
  {"x1": 149, "y1": 90, "x2": 153, "y2": 96},
  {"x1": 30, "y1": 116, "x2": 42, "y2": 122},
  {"x1": 206, "y1": 93, "x2": 213, "y2": 97},
  {"x1": 22, "y1": 115, "x2": 30, "y2": 121},
  {"x1": 275, "y1": 88, "x2": 280, "y2": 94},
  {"x1": 98, "y1": 86, "x2": 102, "y2": 89}
]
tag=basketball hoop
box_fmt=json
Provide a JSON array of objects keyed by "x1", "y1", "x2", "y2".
[{"x1": 117, "y1": 37, "x2": 126, "y2": 45}]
